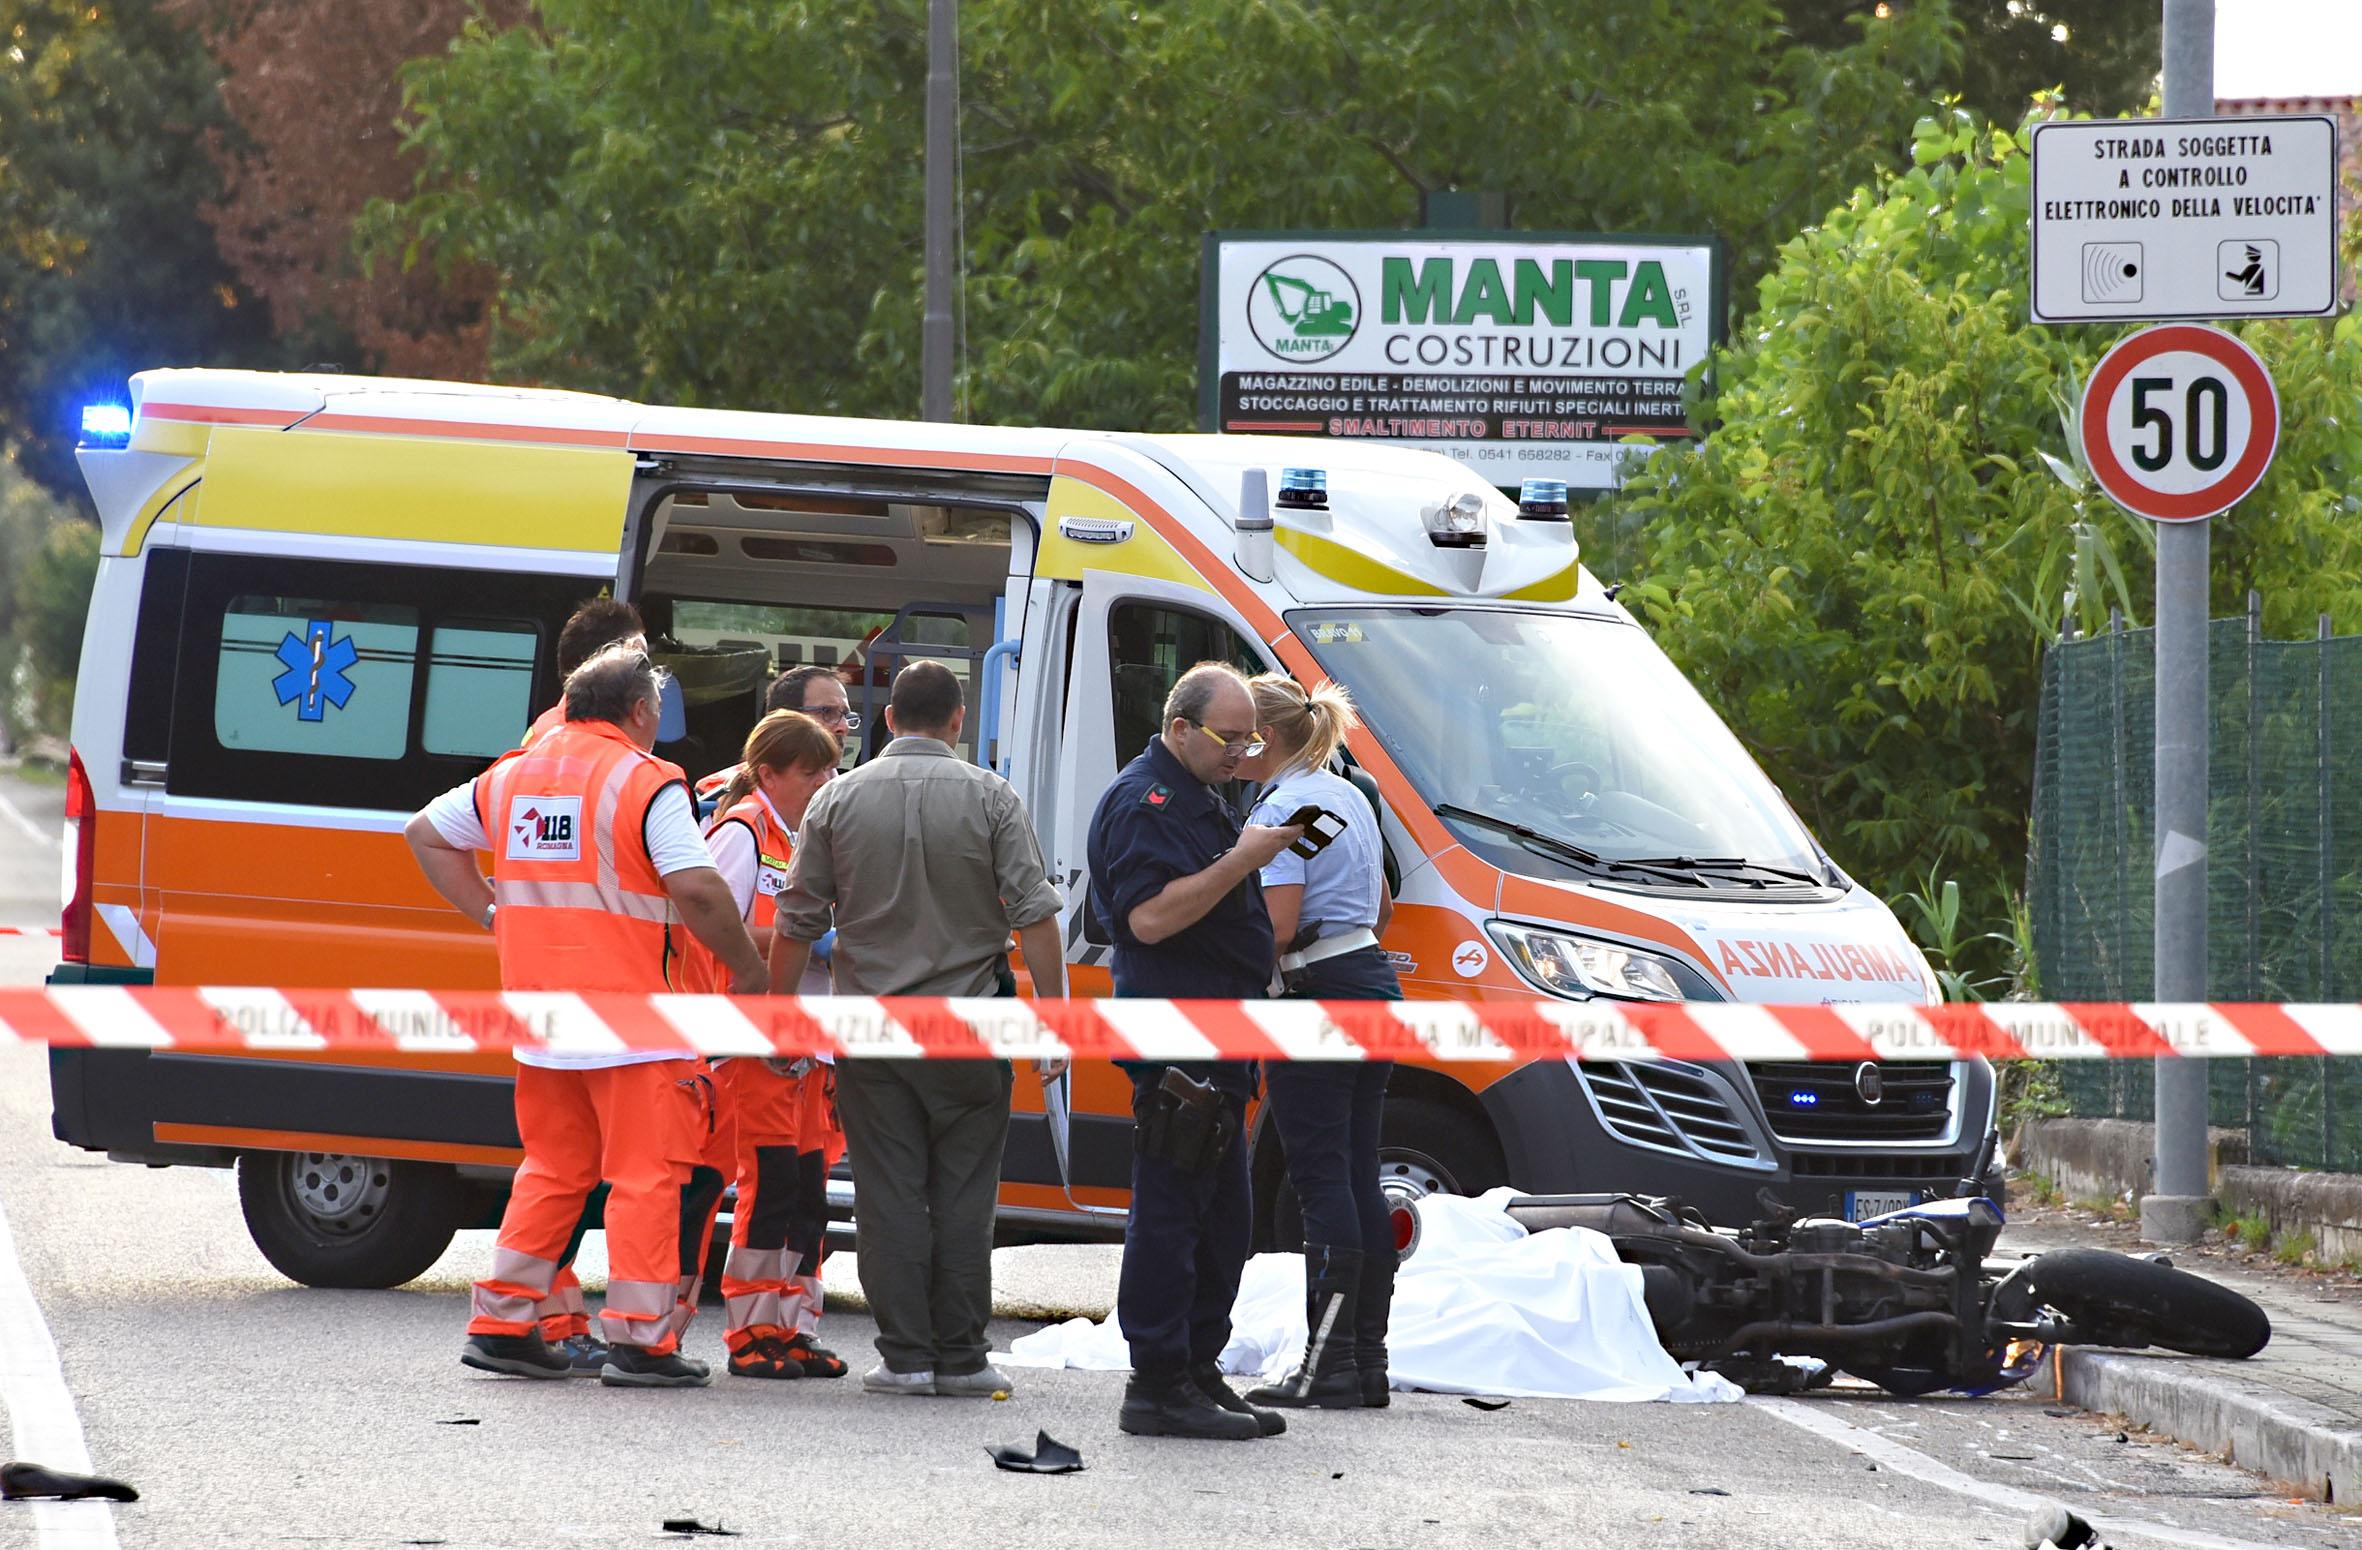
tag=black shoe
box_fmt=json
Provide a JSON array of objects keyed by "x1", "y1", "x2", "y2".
[
  {"x1": 1119, "y1": 1374, "x2": 1262, "y2": 1440},
  {"x1": 461, "y1": 1332, "x2": 571, "y2": 1379},
  {"x1": 1245, "y1": 1245, "x2": 1365, "y2": 1409},
  {"x1": 1356, "y1": 1246, "x2": 1396, "y2": 1408},
  {"x1": 600, "y1": 1344, "x2": 714, "y2": 1388},
  {"x1": 1190, "y1": 1361, "x2": 1286, "y2": 1437}
]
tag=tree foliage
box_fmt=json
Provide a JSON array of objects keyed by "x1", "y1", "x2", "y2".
[
  {"x1": 164, "y1": 0, "x2": 530, "y2": 379},
  {"x1": 1610, "y1": 109, "x2": 2362, "y2": 973},
  {"x1": 0, "y1": 449, "x2": 94, "y2": 744},
  {"x1": 1782, "y1": 1, "x2": 2160, "y2": 124},
  {"x1": 0, "y1": 0, "x2": 276, "y2": 495},
  {"x1": 368, "y1": 0, "x2": 1963, "y2": 426}
]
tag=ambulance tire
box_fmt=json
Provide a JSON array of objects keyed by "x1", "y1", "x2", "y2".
[
  {"x1": 238, "y1": 1151, "x2": 469, "y2": 1289},
  {"x1": 1258, "y1": 1097, "x2": 1508, "y2": 1253}
]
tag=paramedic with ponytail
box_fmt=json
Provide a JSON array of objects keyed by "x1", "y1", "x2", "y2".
[
  {"x1": 679, "y1": 709, "x2": 853, "y2": 1380},
  {"x1": 403, "y1": 644, "x2": 766, "y2": 1389},
  {"x1": 1234, "y1": 673, "x2": 1400, "y2": 1411}
]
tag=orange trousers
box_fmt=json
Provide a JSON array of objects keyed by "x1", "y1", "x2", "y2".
[
  {"x1": 469, "y1": 1059, "x2": 713, "y2": 1354},
  {"x1": 677, "y1": 1059, "x2": 844, "y2": 1352}
]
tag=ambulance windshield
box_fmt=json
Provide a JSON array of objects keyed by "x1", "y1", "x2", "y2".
[{"x1": 1292, "y1": 607, "x2": 1829, "y2": 890}]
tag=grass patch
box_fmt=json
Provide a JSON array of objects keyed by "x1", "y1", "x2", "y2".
[
  {"x1": 2, "y1": 758, "x2": 64, "y2": 786},
  {"x1": 2218, "y1": 1209, "x2": 2274, "y2": 1251},
  {"x1": 2273, "y1": 1229, "x2": 2318, "y2": 1267},
  {"x1": 2019, "y1": 1171, "x2": 2062, "y2": 1207}
]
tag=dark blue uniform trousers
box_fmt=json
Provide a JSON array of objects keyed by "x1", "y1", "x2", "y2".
[{"x1": 1117, "y1": 1068, "x2": 1252, "y2": 1380}]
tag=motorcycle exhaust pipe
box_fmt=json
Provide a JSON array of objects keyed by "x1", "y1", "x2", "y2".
[{"x1": 1717, "y1": 1310, "x2": 1958, "y2": 1352}]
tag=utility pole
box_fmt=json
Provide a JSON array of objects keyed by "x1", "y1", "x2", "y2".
[
  {"x1": 921, "y1": 0, "x2": 958, "y2": 422},
  {"x1": 2144, "y1": 0, "x2": 2216, "y2": 1246}
]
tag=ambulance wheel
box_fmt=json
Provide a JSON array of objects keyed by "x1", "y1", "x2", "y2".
[
  {"x1": 1259, "y1": 1098, "x2": 1508, "y2": 1252},
  {"x1": 238, "y1": 1151, "x2": 467, "y2": 1289}
]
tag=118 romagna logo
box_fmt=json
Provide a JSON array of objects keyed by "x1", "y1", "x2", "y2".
[{"x1": 1247, "y1": 255, "x2": 1362, "y2": 362}]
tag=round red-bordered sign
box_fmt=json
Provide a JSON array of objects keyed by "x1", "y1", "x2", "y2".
[{"x1": 2076, "y1": 323, "x2": 2279, "y2": 522}]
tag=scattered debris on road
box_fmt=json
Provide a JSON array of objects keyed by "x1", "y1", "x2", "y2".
[
  {"x1": 1, "y1": 1460, "x2": 138, "y2": 1502},
  {"x1": 986, "y1": 1430, "x2": 1084, "y2": 1475}
]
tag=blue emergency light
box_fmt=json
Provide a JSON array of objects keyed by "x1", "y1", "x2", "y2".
[
  {"x1": 1787, "y1": 1090, "x2": 1820, "y2": 1107},
  {"x1": 1517, "y1": 478, "x2": 1570, "y2": 520},
  {"x1": 1277, "y1": 467, "x2": 1328, "y2": 510},
  {"x1": 80, "y1": 404, "x2": 133, "y2": 445}
]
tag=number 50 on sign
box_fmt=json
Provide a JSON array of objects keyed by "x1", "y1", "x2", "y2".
[{"x1": 2076, "y1": 323, "x2": 2279, "y2": 522}]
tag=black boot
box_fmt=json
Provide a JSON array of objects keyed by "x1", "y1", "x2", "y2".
[
  {"x1": 1120, "y1": 1372, "x2": 1263, "y2": 1440},
  {"x1": 1356, "y1": 1245, "x2": 1396, "y2": 1408},
  {"x1": 1190, "y1": 1361, "x2": 1286, "y2": 1436},
  {"x1": 1246, "y1": 1246, "x2": 1364, "y2": 1409}
]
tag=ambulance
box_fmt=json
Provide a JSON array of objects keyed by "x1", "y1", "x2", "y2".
[{"x1": 49, "y1": 368, "x2": 1994, "y2": 1288}]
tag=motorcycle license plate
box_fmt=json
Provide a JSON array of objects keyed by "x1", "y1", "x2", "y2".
[{"x1": 1844, "y1": 1190, "x2": 1916, "y2": 1221}]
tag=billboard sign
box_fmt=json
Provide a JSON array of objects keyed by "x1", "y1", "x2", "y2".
[{"x1": 1201, "y1": 231, "x2": 1724, "y2": 492}]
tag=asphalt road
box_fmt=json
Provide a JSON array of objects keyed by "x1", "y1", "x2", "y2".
[
  {"x1": 1, "y1": 786, "x2": 2357, "y2": 1546},
  {"x1": 0, "y1": 765, "x2": 63, "y2": 932}
]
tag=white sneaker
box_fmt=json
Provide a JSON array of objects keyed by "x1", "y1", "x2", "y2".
[
  {"x1": 861, "y1": 1364, "x2": 937, "y2": 1395},
  {"x1": 934, "y1": 1365, "x2": 1014, "y2": 1397}
]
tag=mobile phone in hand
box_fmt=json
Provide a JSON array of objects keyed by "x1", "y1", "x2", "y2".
[{"x1": 1280, "y1": 803, "x2": 1347, "y2": 858}]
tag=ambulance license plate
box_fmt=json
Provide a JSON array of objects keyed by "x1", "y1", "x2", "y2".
[{"x1": 1844, "y1": 1190, "x2": 1916, "y2": 1221}]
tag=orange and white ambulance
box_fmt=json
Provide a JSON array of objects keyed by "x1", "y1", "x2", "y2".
[{"x1": 51, "y1": 368, "x2": 1991, "y2": 1287}]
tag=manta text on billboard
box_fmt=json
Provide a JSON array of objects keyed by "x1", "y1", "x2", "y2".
[{"x1": 1203, "y1": 232, "x2": 1723, "y2": 492}]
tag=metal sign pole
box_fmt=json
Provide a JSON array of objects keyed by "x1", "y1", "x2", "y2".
[
  {"x1": 2145, "y1": 0, "x2": 2217, "y2": 1245},
  {"x1": 921, "y1": 0, "x2": 958, "y2": 422}
]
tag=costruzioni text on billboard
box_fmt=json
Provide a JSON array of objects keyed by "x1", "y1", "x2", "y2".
[{"x1": 1201, "y1": 231, "x2": 1724, "y2": 492}]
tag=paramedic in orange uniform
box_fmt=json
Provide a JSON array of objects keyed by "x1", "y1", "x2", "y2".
[
  {"x1": 404, "y1": 644, "x2": 767, "y2": 1388},
  {"x1": 675, "y1": 709, "x2": 851, "y2": 1379}
]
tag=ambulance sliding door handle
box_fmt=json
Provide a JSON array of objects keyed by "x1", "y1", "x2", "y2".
[
  {"x1": 121, "y1": 759, "x2": 167, "y2": 788},
  {"x1": 1042, "y1": 1068, "x2": 1127, "y2": 1219}
]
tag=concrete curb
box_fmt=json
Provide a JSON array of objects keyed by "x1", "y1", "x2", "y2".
[{"x1": 2040, "y1": 1344, "x2": 2362, "y2": 1505}]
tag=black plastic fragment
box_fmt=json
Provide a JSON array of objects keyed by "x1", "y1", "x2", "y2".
[
  {"x1": 1462, "y1": 1397, "x2": 1511, "y2": 1412},
  {"x1": 1, "y1": 1461, "x2": 139, "y2": 1503},
  {"x1": 987, "y1": 1430, "x2": 1085, "y2": 1474},
  {"x1": 661, "y1": 1519, "x2": 739, "y2": 1537}
]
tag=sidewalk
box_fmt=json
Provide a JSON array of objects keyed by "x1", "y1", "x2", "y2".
[{"x1": 2004, "y1": 1203, "x2": 2362, "y2": 1506}]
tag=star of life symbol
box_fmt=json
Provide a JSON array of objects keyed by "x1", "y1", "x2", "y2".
[{"x1": 271, "y1": 620, "x2": 358, "y2": 723}]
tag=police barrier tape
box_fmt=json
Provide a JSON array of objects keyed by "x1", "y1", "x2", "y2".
[
  {"x1": 0, "y1": 926, "x2": 59, "y2": 937},
  {"x1": 3, "y1": 989, "x2": 2361, "y2": 1063}
]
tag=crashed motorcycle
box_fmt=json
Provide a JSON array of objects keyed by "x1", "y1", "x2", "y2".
[{"x1": 1495, "y1": 1133, "x2": 2273, "y2": 1396}]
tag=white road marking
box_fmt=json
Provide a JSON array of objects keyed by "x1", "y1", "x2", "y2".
[
  {"x1": 0, "y1": 1190, "x2": 119, "y2": 1549},
  {"x1": 1754, "y1": 1396, "x2": 2296, "y2": 1550},
  {"x1": 0, "y1": 785, "x2": 56, "y2": 851}
]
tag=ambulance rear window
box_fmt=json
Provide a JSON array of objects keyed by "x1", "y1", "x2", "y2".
[{"x1": 214, "y1": 597, "x2": 419, "y2": 761}]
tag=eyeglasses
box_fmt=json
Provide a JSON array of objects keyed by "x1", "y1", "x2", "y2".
[
  {"x1": 1192, "y1": 721, "x2": 1266, "y2": 757},
  {"x1": 800, "y1": 704, "x2": 861, "y2": 732}
]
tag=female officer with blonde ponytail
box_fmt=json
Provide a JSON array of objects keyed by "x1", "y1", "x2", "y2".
[{"x1": 1233, "y1": 674, "x2": 1399, "y2": 1411}]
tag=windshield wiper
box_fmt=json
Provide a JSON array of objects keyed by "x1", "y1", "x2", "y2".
[
  {"x1": 1434, "y1": 806, "x2": 1700, "y2": 885},
  {"x1": 1434, "y1": 804, "x2": 1611, "y2": 870},
  {"x1": 1617, "y1": 854, "x2": 1827, "y2": 888}
]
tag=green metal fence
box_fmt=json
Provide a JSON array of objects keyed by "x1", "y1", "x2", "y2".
[{"x1": 2027, "y1": 598, "x2": 2362, "y2": 1174}]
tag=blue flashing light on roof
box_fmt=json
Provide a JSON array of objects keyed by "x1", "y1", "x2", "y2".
[
  {"x1": 80, "y1": 404, "x2": 133, "y2": 445},
  {"x1": 1518, "y1": 477, "x2": 1570, "y2": 520},
  {"x1": 1277, "y1": 467, "x2": 1328, "y2": 510}
]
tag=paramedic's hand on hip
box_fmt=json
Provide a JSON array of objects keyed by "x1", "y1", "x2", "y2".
[{"x1": 666, "y1": 867, "x2": 768, "y2": 995}]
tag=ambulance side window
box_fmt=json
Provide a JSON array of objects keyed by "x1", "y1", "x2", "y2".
[
  {"x1": 168, "y1": 553, "x2": 579, "y2": 811},
  {"x1": 1106, "y1": 602, "x2": 1261, "y2": 757},
  {"x1": 422, "y1": 620, "x2": 541, "y2": 759}
]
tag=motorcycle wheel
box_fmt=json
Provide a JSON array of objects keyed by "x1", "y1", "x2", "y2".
[{"x1": 2018, "y1": 1248, "x2": 2270, "y2": 1359}]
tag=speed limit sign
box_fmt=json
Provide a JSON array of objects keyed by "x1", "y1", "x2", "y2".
[{"x1": 2076, "y1": 323, "x2": 2279, "y2": 522}]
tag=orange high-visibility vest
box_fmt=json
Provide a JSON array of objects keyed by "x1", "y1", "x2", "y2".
[
  {"x1": 676, "y1": 792, "x2": 793, "y2": 994},
  {"x1": 520, "y1": 702, "x2": 567, "y2": 751},
  {"x1": 474, "y1": 719, "x2": 687, "y2": 993}
]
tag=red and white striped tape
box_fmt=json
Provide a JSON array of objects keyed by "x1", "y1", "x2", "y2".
[
  {"x1": 3, "y1": 989, "x2": 2359, "y2": 1062},
  {"x1": 0, "y1": 926, "x2": 59, "y2": 937}
]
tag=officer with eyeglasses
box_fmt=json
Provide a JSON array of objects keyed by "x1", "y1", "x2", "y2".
[
  {"x1": 1086, "y1": 660, "x2": 1303, "y2": 1441},
  {"x1": 768, "y1": 665, "x2": 860, "y2": 740}
]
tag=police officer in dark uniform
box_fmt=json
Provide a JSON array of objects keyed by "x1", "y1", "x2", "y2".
[{"x1": 1087, "y1": 661, "x2": 1303, "y2": 1441}]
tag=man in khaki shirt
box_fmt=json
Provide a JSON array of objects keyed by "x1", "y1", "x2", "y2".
[{"x1": 770, "y1": 660, "x2": 1064, "y2": 1397}]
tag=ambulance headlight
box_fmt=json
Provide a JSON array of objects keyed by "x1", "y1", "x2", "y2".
[
  {"x1": 1423, "y1": 491, "x2": 1489, "y2": 548},
  {"x1": 1487, "y1": 921, "x2": 1691, "y2": 1002},
  {"x1": 79, "y1": 404, "x2": 132, "y2": 445}
]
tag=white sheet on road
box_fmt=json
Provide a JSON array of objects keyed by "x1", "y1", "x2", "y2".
[{"x1": 997, "y1": 1189, "x2": 1741, "y2": 1403}]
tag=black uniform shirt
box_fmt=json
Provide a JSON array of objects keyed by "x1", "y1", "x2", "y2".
[{"x1": 1088, "y1": 737, "x2": 1272, "y2": 1098}]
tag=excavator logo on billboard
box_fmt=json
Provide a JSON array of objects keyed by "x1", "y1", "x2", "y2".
[{"x1": 1248, "y1": 255, "x2": 1361, "y2": 362}]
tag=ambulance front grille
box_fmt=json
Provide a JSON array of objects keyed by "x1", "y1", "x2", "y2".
[{"x1": 1576, "y1": 1059, "x2": 1767, "y2": 1166}]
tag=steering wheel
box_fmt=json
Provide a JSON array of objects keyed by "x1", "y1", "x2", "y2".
[{"x1": 1547, "y1": 760, "x2": 1604, "y2": 809}]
